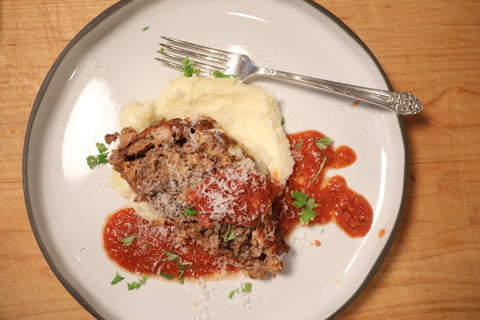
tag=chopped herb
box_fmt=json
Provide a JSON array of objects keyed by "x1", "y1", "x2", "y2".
[
  {"x1": 176, "y1": 261, "x2": 192, "y2": 270},
  {"x1": 142, "y1": 26, "x2": 150, "y2": 31},
  {"x1": 144, "y1": 242, "x2": 150, "y2": 248},
  {"x1": 86, "y1": 142, "x2": 109, "y2": 169},
  {"x1": 311, "y1": 156, "x2": 327, "y2": 183},
  {"x1": 161, "y1": 251, "x2": 192, "y2": 283},
  {"x1": 295, "y1": 139, "x2": 305, "y2": 147},
  {"x1": 182, "y1": 56, "x2": 200, "y2": 77},
  {"x1": 281, "y1": 118, "x2": 285, "y2": 126},
  {"x1": 229, "y1": 282, "x2": 252, "y2": 299},
  {"x1": 127, "y1": 275, "x2": 149, "y2": 290},
  {"x1": 213, "y1": 70, "x2": 238, "y2": 78},
  {"x1": 120, "y1": 235, "x2": 136, "y2": 246},
  {"x1": 291, "y1": 190, "x2": 308, "y2": 209},
  {"x1": 159, "y1": 272, "x2": 175, "y2": 280},
  {"x1": 224, "y1": 224, "x2": 237, "y2": 242},
  {"x1": 291, "y1": 190, "x2": 318, "y2": 225},
  {"x1": 162, "y1": 251, "x2": 179, "y2": 261},
  {"x1": 299, "y1": 206, "x2": 316, "y2": 225},
  {"x1": 110, "y1": 271, "x2": 125, "y2": 285},
  {"x1": 314, "y1": 136, "x2": 333, "y2": 150},
  {"x1": 241, "y1": 282, "x2": 252, "y2": 292},
  {"x1": 176, "y1": 270, "x2": 186, "y2": 284},
  {"x1": 160, "y1": 47, "x2": 165, "y2": 52},
  {"x1": 184, "y1": 206, "x2": 198, "y2": 216}
]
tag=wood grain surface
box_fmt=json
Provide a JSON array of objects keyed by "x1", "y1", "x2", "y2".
[{"x1": 1, "y1": 0, "x2": 479, "y2": 319}]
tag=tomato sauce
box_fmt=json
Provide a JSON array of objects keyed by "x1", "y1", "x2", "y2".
[
  {"x1": 103, "y1": 130, "x2": 373, "y2": 280},
  {"x1": 103, "y1": 208, "x2": 236, "y2": 281},
  {"x1": 185, "y1": 169, "x2": 281, "y2": 228},
  {"x1": 275, "y1": 131, "x2": 373, "y2": 237}
]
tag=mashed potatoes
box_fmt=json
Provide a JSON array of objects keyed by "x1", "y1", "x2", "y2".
[{"x1": 120, "y1": 76, "x2": 293, "y2": 184}]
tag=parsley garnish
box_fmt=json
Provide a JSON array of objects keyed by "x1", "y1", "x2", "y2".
[
  {"x1": 291, "y1": 190, "x2": 318, "y2": 225},
  {"x1": 162, "y1": 251, "x2": 191, "y2": 284},
  {"x1": 183, "y1": 206, "x2": 198, "y2": 216},
  {"x1": 314, "y1": 136, "x2": 333, "y2": 150},
  {"x1": 182, "y1": 57, "x2": 200, "y2": 77},
  {"x1": 120, "y1": 235, "x2": 135, "y2": 246},
  {"x1": 241, "y1": 282, "x2": 252, "y2": 292},
  {"x1": 228, "y1": 282, "x2": 252, "y2": 299},
  {"x1": 295, "y1": 139, "x2": 305, "y2": 147},
  {"x1": 127, "y1": 275, "x2": 149, "y2": 290},
  {"x1": 86, "y1": 142, "x2": 109, "y2": 169},
  {"x1": 224, "y1": 224, "x2": 237, "y2": 242},
  {"x1": 159, "y1": 272, "x2": 174, "y2": 280},
  {"x1": 213, "y1": 70, "x2": 238, "y2": 78},
  {"x1": 142, "y1": 26, "x2": 150, "y2": 32},
  {"x1": 281, "y1": 118, "x2": 285, "y2": 126},
  {"x1": 110, "y1": 271, "x2": 125, "y2": 285},
  {"x1": 176, "y1": 270, "x2": 185, "y2": 284},
  {"x1": 162, "y1": 251, "x2": 179, "y2": 261},
  {"x1": 311, "y1": 156, "x2": 327, "y2": 183}
]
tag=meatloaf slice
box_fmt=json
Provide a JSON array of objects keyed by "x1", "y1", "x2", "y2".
[{"x1": 107, "y1": 117, "x2": 289, "y2": 278}]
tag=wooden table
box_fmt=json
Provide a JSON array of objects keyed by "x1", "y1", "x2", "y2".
[{"x1": 1, "y1": 0, "x2": 479, "y2": 319}]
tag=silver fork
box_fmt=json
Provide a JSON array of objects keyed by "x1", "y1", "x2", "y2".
[{"x1": 156, "y1": 36, "x2": 423, "y2": 116}]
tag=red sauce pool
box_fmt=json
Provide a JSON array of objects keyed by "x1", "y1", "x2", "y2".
[
  {"x1": 103, "y1": 130, "x2": 373, "y2": 280},
  {"x1": 103, "y1": 208, "x2": 236, "y2": 282},
  {"x1": 275, "y1": 131, "x2": 373, "y2": 237}
]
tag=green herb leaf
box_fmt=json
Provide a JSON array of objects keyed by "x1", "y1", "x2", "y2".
[
  {"x1": 176, "y1": 261, "x2": 192, "y2": 270},
  {"x1": 127, "y1": 275, "x2": 149, "y2": 290},
  {"x1": 213, "y1": 70, "x2": 238, "y2": 78},
  {"x1": 159, "y1": 272, "x2": 174, "y2": 280},
  {"x1": 295, "y1": 139, "x2": 305, "y2": 147},
  {"x1": 96, "y1": 142, "x2": 108, "y2": 153},
  {"x1": 314, "y1": 136, "x2": 333, "y2": 150},
  {"x1": 176, "y1": 270, "x2": 185, "y2": 284},
  {"x1": 120, "y1": 235, "x2": 135, "y2": 246},
  {"x1": 229, "y1": 282, "x2": 252, "y2": 299},
  {"x1": 224, "y1": 224, "x2": 237, "y2": 242},
  {"x1": 182, "y1": 56, "x2": 200, "y2": 77},
  {"x1": 291, "y1": 190, "x2": 308, "y2": 209},
  {"x1": 87, "y1": 142, "x2": 110, "y2": 169},
  {"x1": 162, "y1": 251, "x2": 179, "y2": 261},
  {"x1": 184, "y1": 206, "x2": 198, "y2": 216},
  {"x1": 142, "y1": 26, "x2": 150, "y2": 32},
  {"x1": 300, "y1": 208, "x2": 316, "y2": 225},
  {"x1": 291, "y1": 190, "x2": 318, "y2": 225},
  {"x1": 311, "y1": 156, "x2": 327, "y2": 183},
  {"x1": 241, "y1": 282, "x2": 252, "y2": 292},
  {"x1": 281, "y1": 118, "x2": 285, "y2": 126},
  {"x1": 110, "y1": 271, "x2": 125, "y2": 285}
]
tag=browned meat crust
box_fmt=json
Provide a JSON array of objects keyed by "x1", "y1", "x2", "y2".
[{"x1": 107, "y1": 117, "x2": 289, "y2": 278}]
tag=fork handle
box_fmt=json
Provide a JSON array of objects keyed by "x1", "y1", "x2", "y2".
[{"x1": 255, "y1": 68, "x2": 422, "y2": 115}]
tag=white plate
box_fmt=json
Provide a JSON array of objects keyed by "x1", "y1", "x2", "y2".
[{"x1": 23, "y1": 0, "x2": 407, "y2": 319}]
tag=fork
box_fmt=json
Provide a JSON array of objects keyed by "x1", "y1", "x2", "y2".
[{"x1": 156, "y1": 36, "x2": 423, "y2": 116}]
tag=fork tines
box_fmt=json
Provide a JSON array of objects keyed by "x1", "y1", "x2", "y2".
[{"x1": 156, "y1": 36, "x2": 229, "y2": 75}]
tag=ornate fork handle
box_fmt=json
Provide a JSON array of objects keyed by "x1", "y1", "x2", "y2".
[{"x1": 252, "y1": 68, "x2": 423, "y2": 115}]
